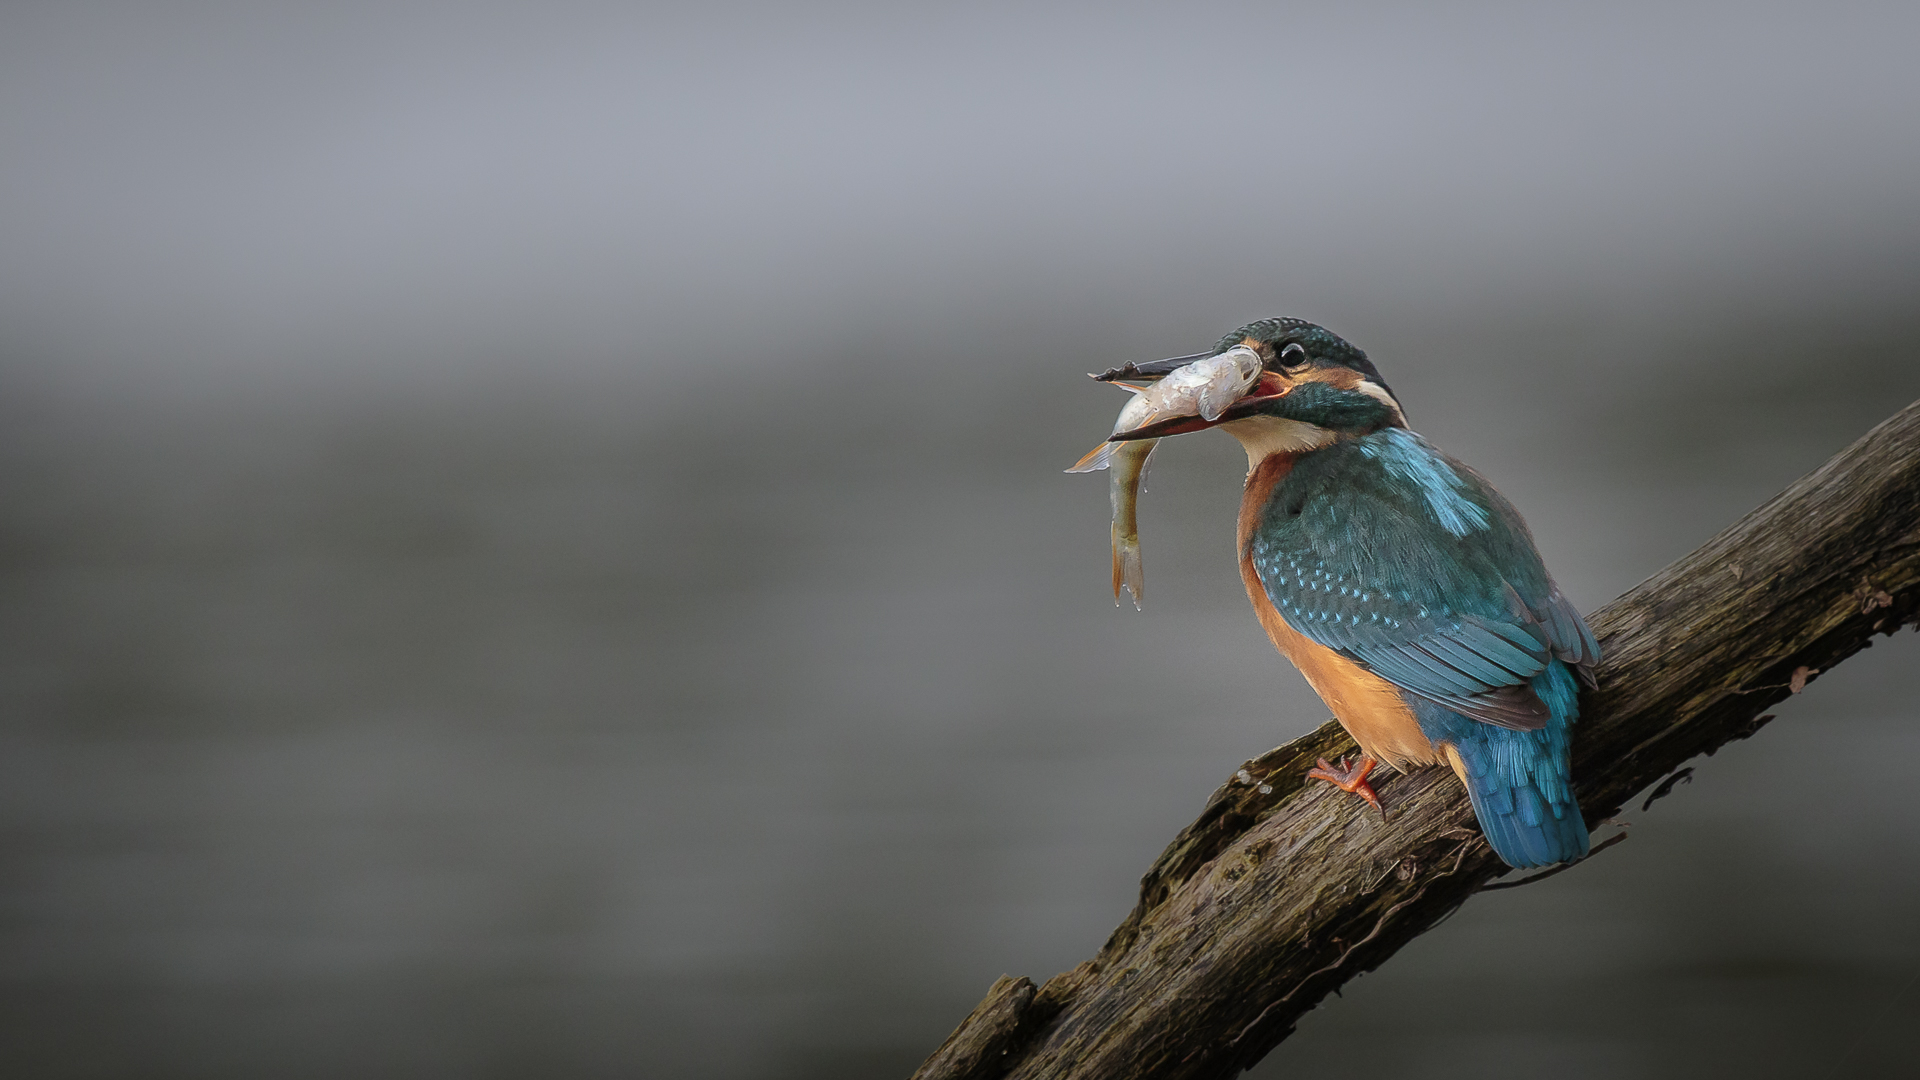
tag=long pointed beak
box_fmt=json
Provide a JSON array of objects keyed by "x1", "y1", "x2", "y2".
[
  {"x1": 1107, "y1": 371, "x2": 1293, "y2": 442},
  {"x1": 1089, "y1": 350, "x2": 1215, "y2": 383}
]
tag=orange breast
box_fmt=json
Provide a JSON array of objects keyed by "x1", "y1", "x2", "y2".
[{"x1": 1236, "y1": 455, "x2": 1440, "y2": 772}]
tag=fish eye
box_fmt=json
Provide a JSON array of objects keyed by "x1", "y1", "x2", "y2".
[{"x1": 1277, "y1": 342, "x2": 1311, "y2": 371}]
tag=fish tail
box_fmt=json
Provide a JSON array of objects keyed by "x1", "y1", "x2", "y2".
[{"x1": 1112, "y1": 530, "x2": 1143, "y2": 608}]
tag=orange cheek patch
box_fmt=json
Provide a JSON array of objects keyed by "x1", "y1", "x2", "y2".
[{"x1": 1290, "y1": 366, "x2": 1362, "y2": 390}]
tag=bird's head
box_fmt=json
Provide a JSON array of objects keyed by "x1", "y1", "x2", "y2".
[{"x1": 1098, "y1": 318, "x2": 1406, "y2": 466}]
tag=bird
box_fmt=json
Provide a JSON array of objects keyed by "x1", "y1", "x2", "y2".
[{"x1": 1083, "y1": 317, "x2": 1599, "y2": 868}]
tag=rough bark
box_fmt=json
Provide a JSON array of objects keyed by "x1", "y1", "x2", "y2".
[{"x1": 912, "y1": 399, "x2": 1920, "y2": 1080}]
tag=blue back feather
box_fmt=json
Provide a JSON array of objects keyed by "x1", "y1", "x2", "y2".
[
  {"x1": 1250, "y1": 427, "x2": 1597, "y2": 866},
  {"x1": 1414, "y1": 664, "x2": 1590, "y2": 867}
]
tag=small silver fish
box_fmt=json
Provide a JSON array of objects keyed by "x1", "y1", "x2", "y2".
[
  {"x1": 1136, "y1": 345, "x2": 1263, "y2": 423},
  {"x1": 1066, "y1": 346, "x2": 1264, "y2": 609},
  {"x1": 1066, "y1": 390, "x2": 1157, "y2": 608}
]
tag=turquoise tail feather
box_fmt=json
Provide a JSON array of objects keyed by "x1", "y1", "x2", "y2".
[{"x1": 1413, "y1": 662, "x2": 1590, "y2": 869}]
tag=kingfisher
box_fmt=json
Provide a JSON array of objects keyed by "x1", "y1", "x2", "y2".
[{"x1": 1078, "y1": 318, "x2": 1600, "y2": 868}]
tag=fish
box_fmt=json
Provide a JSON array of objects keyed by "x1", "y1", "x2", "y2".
[
  {"x1": 1064, "y1": 346, "x2": 1262, "y2": 608},
  {"x1": 1134, "y1": 345, "x2": 1263, "y2": 423},
  {"x1": 1067, "y1": 389, "x2": 1158, "y2": 608}
]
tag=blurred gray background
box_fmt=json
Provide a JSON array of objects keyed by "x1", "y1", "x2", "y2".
[{"x1": 3, "y1": 3, "x2": 1918, "y2": 1078}]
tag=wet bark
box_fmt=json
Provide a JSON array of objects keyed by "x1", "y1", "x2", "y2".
[{"x1": 912, "y1": 399, "x2": 1920, "y2": 1080}]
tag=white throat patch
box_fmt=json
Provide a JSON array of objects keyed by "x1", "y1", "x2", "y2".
[
  {"x1": 1350, "y1": 379, "x2": 1408, "y2": 428},
  {"x1": 1220, "y1": 415, "x2": 1338, "y2": 472}
]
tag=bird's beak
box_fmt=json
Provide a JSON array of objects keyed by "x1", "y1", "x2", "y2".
[
  {"x1": 1089, "y1": 350, "x2": 1215, "y2": 383},
  {"x1": 1106, "y1": 370, "x2": 1294, "y2": 442}
]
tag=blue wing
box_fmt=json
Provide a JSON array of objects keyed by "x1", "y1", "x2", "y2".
[{"x1": 1247, "y1": 428, "x2": 1599, "y2": 731}]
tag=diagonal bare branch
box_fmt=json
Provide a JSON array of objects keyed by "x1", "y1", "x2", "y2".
[{"x1": 913, "y1": 398, "x2": 1920, "y2": 1080}]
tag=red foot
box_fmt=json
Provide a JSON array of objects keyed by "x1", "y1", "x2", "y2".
[{"x1": 1308, "y1": 755, "x2": 1384, "y2": 816}]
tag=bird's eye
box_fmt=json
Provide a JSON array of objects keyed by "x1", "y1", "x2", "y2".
[{"x1": 1278, "y1": 342, "x2": 1311, "y2": 370}]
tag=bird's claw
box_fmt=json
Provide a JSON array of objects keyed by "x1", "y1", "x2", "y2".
[{"x1": 1307, "y1": 755, "x2": 1385, "y2": 817}]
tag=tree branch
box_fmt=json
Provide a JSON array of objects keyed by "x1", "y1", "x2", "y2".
[{"x1": 913, "y1": 399, "x2": 1920, "y2": 1080}]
